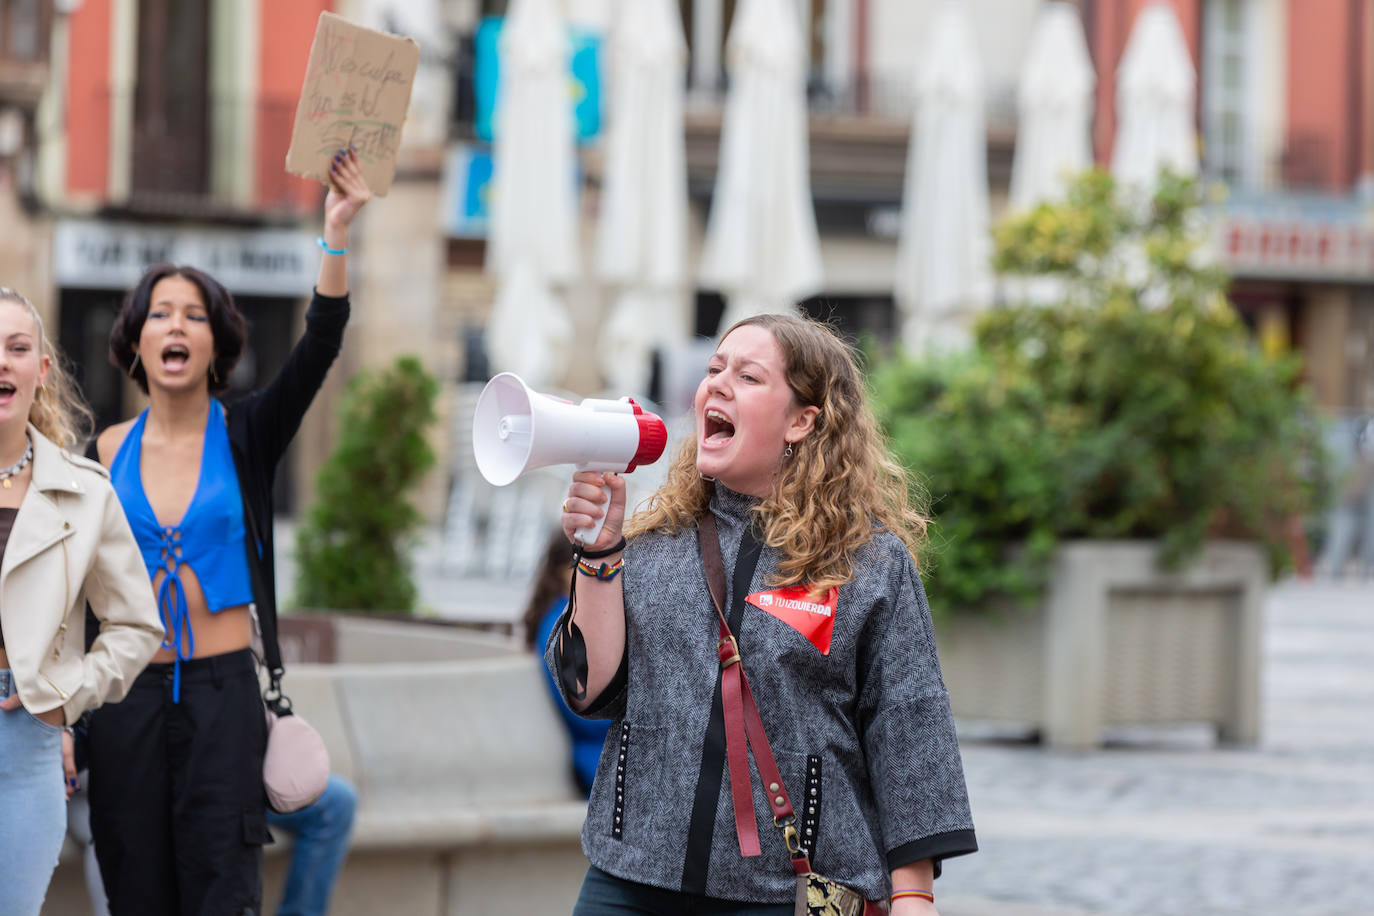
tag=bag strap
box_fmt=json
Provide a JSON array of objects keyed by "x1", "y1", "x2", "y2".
[
  {"x1": 557, "y1": 551, "x2": 590, "y2": 702},
  {"x1": 232, "y1": 439, "x2": 291, "y2": 716},
  {"x1": 699, "y1": 513, "x2": 812, "y2": 877}
]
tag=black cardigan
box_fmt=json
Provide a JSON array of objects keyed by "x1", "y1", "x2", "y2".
[
  {"x1": 226, "y1": 290, "x2": 349, "y2": 691},
  {"x1": 86, "y1": 289, "x2": 349, "y2": 693}
]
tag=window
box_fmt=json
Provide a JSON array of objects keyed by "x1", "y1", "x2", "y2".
[
  {"x1": 1202, "y1": 0, "x2": 1251, "y2": 185},
  {"x1": 1, "y1": 0, "x2": 48, "y2": 62},
  {"x1": 130, "y1": 0, "x2": 210, "y2": 196}
]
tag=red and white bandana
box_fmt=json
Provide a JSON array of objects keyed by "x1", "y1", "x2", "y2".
[{"x1": 746, "y1": 586, "x2": 840, "y2": 655}]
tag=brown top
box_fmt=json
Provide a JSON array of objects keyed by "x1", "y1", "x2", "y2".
[{"x1": 0, "y1": 507, "x2": 17, "y2": 648}]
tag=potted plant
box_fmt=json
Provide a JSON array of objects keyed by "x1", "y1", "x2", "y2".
[
  {"x1": 871, "y1": 170, "x2": 1327, "y2": 748},
  {"x1": 294, "y1": 355, "x2": 439, "y2": 617}
]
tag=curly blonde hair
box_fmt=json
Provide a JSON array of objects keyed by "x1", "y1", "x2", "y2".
[
  {"x1": 627, "y1": 313, "x2": 928, "y2": 593},
  {"x1": 0, "y1": 288, "x2": 94, "y2": 451}
]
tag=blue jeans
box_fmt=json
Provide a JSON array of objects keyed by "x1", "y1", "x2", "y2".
[
  {"x1": 572, "y1": 866, "x2": 794, "y2": 916},
  {"x1": 265, "y1": 774, "x2": 357, "y2": 916},
  {"x1": 0, "y1": 670, "x2": 67, "y2": 916}
]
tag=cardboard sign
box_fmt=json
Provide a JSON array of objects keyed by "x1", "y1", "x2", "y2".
[{"x1": 285, "y1": 11, "x2": 419, "y2": 197}]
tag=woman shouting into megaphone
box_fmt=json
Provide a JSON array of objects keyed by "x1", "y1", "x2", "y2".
[{"x1": 550, "y1": 315, "x2": 978, "y2": 916}]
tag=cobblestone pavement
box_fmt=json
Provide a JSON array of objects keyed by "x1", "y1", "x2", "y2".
[{"x1": 938, "y1": 580, "x2": 1374, "y2": 916}]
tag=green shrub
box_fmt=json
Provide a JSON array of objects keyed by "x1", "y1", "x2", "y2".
[
  {"x1": 872, "y1": 170, "x2": 1327, "y2": 617},
  {"x1": 294, "y1": 355, "x2": 438, "y2": 613}
]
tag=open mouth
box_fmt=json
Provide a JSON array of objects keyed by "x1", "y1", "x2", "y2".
[
  {"x1": 704, "y1": 408, "x2": 735, "y2": 444},
  {"x1": 161, "y1": 344, "x2": 191, "y2": 370},
  {"x1": 0, "y1": 381, "x2": 15, "y2": 399}
]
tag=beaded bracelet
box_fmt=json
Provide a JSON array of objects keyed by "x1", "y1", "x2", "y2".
[
  {"x1": 575, "y1": 557, "x2": 624, "y2": 582},
  {"x1": 891, "y1": 889, "x2": 935, "y2": 903}
]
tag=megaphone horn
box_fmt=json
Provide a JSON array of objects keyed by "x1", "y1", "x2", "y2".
[{"x1": 472, "y1": 373, "x2": 668, "y2": 543}]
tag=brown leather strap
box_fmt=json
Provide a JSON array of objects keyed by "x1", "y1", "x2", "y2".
[
  {"x1": 718, "y1": 625, "x2": 760, "y2": 856},
  {"x1": 700, "y1": 513, "x2": 728, "y2": 618},
  {"x1": 699, "y1": 514, "x2": 810, "y2": 872}
]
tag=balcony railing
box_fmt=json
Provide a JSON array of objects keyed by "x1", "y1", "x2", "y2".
[{"x1": 0, "y1": 58, "x2": 47, "y2": 107}]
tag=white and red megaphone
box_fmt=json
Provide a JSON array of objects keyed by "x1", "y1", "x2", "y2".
[{"x1": 472, "y1": 372, "x2": 668, "y2": 543}]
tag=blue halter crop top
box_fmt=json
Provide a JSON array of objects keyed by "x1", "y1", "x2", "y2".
[{"x1": 110, "y1": 399, "x2": 254, "y2": 701}]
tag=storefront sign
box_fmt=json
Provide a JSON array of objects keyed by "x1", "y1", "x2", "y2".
[{"x1": 53, "y1": 220, "x2": 319, "y2": 297}]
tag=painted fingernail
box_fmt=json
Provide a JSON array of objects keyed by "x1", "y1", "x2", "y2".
[{"x1": 68, "y1": 778, "x2": 77, "y2": 787}]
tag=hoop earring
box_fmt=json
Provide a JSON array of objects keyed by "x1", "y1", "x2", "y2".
[
  {"x1": 128, "y1": 352, "x2": 142, "y2": 379},
  {"x1": 783, "y1": 443, "x2": 794, "y2": 459}
]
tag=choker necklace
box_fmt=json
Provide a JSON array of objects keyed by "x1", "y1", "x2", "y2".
[{"x1": 0, "y1": 434, "x2": 33, "y2": 488}]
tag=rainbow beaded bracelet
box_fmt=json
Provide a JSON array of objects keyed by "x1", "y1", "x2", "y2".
[{"x1": 575, "y1": 557, "x2": 624, "y2": 581}]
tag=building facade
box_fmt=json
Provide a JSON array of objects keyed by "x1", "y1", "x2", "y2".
[
  {"x1": 440, "y1": 0, "x2": 1374, "y2": 416},
  {"x1": 1085, "y1": 0, "x2": 1374, "y2": 413},
  {"x1": 0, "y1": 0, "x2": 58, "y2": 318},
  {"x1": 9, "y1": 0, "x2": 1373, "y2": 525}
]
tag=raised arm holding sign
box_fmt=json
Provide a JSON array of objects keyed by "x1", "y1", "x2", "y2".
[{"x1": 286, "y1": 11, "x2": 419, "y2": 196}]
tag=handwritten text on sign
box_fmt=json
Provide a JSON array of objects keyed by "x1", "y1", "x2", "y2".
[{"x1": 285, "y1": 12, "x2": 419, "y2": 197}]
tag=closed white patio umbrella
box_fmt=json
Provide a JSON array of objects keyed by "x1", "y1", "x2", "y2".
[
  {"x1": 1009, "y1": 1, "x2": 1095, "y2": 211},
  {"x1": 486, "y1": 0, "x2": 580, "y2": 388},
  {"x1": 1111, "y1": 2, "x2": 1199, "y2": 190},
  {"x1": 699, "y1": 0, "x2": 823, "y2": 332},
  {"x1": 894, "y1": 0, "x2": 991, "y2": 353},
  {"x1": 1004, "y1": 1, "x2": 1094, "y2": 307},
  {"x1": 485, "y1": 261, "x2": 575, "y2": 387},
  {"x1": 596, "y1": 0, "x2": 689, "y2": 395}
]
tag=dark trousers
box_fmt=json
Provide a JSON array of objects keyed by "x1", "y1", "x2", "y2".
[
  {"x1": 88, "y1": 649, "x2": 269, "y2": 916},
  {"x1": 572, "y1": 867, "x2": 794, "y2": 916}
]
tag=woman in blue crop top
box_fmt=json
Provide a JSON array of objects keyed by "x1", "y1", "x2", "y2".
[{"x1": 85, "y1": 148, "x2": 372, "y2": 916}]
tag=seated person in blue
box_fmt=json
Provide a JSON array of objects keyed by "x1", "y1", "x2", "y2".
[
  {"x1": 85, "y1": 149, "x2": 372, "y2": 916},
  {"x1": 524, "y1": 532, "x2": 609, "y2": 796},
  {"x1": 265, "y1": 773, "x2": 358, "y2": 916}
]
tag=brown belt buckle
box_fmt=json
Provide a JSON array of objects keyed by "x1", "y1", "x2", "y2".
[{"x1": 717, "y1": 635, "x2": 741, "y2": 669}]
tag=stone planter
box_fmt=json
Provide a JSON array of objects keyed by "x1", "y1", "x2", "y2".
[{"x1": 936, "y1": 540, "x2": 1267, "y2": 749}]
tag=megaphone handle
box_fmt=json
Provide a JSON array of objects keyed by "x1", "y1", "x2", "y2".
[{"x1": 573, "y1": 482, "x2": 614, "y2": 546}]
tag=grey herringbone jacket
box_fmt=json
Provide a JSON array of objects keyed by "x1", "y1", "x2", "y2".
[{"x1": 547, "y1": 484, "x2": 976, "y2": 903}]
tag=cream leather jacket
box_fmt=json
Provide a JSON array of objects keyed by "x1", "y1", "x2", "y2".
[{"x1": 0, "y1": 425, "x2": 162, "y2": 723}]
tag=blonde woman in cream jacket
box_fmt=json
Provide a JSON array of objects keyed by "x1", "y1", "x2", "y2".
[{"x1": 0, "y1": 287, "x2": 163, "y2": 916}]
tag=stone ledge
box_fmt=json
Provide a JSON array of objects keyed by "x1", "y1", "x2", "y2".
[{"x1": 344, "y1": 803, "x2": 589, "y2": 849}]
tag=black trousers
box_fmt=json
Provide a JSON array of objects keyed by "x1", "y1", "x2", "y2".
[
  {"x1": 572, "y1": 867, "x2": 794, "y2": 916},
  {"x1": 88, "y1": 649, "x2": 270, "y2": 916}
]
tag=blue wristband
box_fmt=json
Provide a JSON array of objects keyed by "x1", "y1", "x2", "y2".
[{"x1": 317, "y1": 236, "x2": 348, "y2": 256}]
